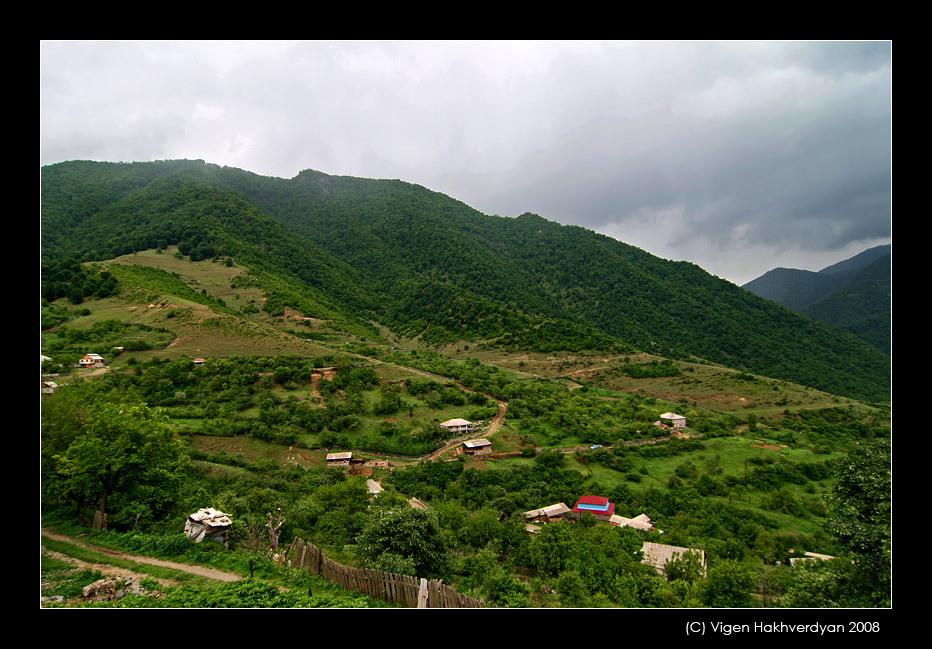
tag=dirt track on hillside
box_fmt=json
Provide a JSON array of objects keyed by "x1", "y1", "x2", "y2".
[{"x1": 41, "y1": 528, "x2": 242, "y2": 583}]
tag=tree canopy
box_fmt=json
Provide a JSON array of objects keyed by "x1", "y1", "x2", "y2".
[{"x1": 43, "y1": 385, "x2": 190, "y2": 528}]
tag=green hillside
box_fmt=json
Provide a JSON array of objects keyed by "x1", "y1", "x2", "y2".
[
  {"x1": 743, "y1": 245, "x2": 891, "y2": 354},
  {"x1": 800, "y1": 255, "x2": 891, "y2": 354},
  {"x1": 41, "y1": 160, "x2": 890, "y2": 403},
  {"x1": 40, "y1": 159, "x2": 892, "y2": 610}
]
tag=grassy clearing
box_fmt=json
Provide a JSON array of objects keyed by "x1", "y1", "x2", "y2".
[{"x1": 470, "y1": 348, "x2": 872, "y2": 419}]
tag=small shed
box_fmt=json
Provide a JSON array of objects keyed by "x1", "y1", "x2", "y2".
[
  {"x1": 462, "y1": 438, "x2": 492, "y2": 456},
  {"x1": 326, "y1": 451, "x2": 353, "y2": 467},
  {"x1": 184, "y1": 508, "x2": 232, "y2": 546},
  {"x1": 641, "y1": 541, "x2": 706, "y2": 575}
]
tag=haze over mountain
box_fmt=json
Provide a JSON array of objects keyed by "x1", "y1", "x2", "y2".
[
  {"x1": 40, "y1": 159, "x2": 891, "y2": 403},
  {"x1": 742, "y1": 245, "x2": 891, "y2": 353}
]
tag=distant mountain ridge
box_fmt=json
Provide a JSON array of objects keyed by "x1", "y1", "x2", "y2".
[
  {"x1": 742, "y1": 245, "x2": 891, "y2": 353},
  {"x1": 40, "y1": 159, "x2": 890, "y2": 403}
]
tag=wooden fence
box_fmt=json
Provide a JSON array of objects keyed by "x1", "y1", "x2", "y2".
[{"x1": 285, "y1": 537, "x2": 490, "y2": 609}]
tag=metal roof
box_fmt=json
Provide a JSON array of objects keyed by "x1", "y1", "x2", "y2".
[
  {"x1": 188, "y1": 508, "x2": 232, "y2": 527},
  {"x1": 525, "y1": 502, "x2": 571, "y2": 519},
  {"x1": 441, "y1": 418, "x2": 473, "y2": 427},
  {"x1": 641, "y1": 542, "x2": 705, "y2": 572}
]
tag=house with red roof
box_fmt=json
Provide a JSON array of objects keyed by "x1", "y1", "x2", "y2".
[
  {"x1": 79, "y1": 353, "x2": 106, "y2": 368},
  {"x1": 571, "y1": 495, "x2": 616, "y2": 522}
]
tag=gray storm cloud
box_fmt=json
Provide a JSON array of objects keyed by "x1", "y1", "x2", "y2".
[{"x1": 40, "y1": 40, "x2": 891, "y2": 284}]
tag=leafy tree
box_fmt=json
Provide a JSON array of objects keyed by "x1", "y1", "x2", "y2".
[
  {"x1": 700, "y1": 559, "x2": 757, "y2": 608},
  {"x1": 46, "y1": 388, "x2": 190, "y2": 528},
  {"x1": 356, "y1": 508, "x2": 450, "y2": 579},
  {"x1": 556, "y1": 570, "x2": 590, "y2": 607},
  {"x1": 823, "y1": 440, "x2": 891, "y2": 606}
]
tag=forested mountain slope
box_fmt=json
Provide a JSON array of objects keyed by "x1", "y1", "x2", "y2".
[
  {"x1": 743, "y1": 245, "x2": 891, "y2": 353},
  {"x1": 41, "y1": 160, "x2": 890, "y2": 403},
  {"x1": 799, "y1": 254, "x2": 891, "y2": 354}
]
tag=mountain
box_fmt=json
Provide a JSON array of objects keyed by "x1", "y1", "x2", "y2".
[
  {"x1": 40, "y1": 160, "x2": 891, "y2": 403},
  {"x1": 742, "y1": 245, "x2": 891, "y2": 353}
]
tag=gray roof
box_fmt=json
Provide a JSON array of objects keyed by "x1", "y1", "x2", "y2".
[
  {"x1": 188, "y1": 508, "x2": 232, "y2": 527},
  {"x1": 525, "y1": 502, "x2": 571, "y2": 519},
  {"x1": 641, "y1": 541, "x2": 706, "y2": 572}
]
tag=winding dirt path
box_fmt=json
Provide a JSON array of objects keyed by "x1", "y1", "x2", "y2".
[{"x1": 41, "y1": 528, "x2": 242, "y2": 583}]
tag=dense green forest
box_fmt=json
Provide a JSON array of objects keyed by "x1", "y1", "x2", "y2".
[
  {"x1": 743, "y1": 245, "x2": 891, "y2": 354},
  {"x1": 41, "y1": 160, "x2": 889, "y2": 403},
  {"x1": 41, "y1": 159, "x2": 891, "y2": 609}
]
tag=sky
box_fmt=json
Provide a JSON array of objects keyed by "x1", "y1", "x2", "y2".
[{"x1": 40, "y1": 40, "x2": 892, "y2": 286}]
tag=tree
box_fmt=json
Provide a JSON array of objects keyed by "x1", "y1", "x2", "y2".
[
  {"x1": 556, "y1": 570, "x2": 590, "y2": 607},
  {"x1": 48, "y1": 389, "x2": 190, "y2": 528},
  {"x1": 267, "y1": 508, "x2": 286, "y2": 554},
  {"x1": 355, "y1": 508, "x2": 450, "y2": 579},
  {"x1": 700, "y1": 559, "x2": 757, "y2": 608},
  {"x1": 824, "y1": 439, "x2": 891, "y2": 606}
]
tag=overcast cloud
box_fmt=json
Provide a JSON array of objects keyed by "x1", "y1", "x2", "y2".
[{"x1": 40, "y1": 40, "x2": 891, "y2": 285}]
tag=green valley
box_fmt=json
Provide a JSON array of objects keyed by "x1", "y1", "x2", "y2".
[{"x1": 40, "y1": 160, "x2": 891, "y2": 609}]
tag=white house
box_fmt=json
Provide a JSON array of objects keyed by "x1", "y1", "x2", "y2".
[
  {"x1": 440, "y1": 418, "x2": 474, "y2": 434},
  {"x1": 659, "y1": 412, "x2": 686, "y2": 428},
  {"x1": 79, "y1": 353, "x2": 106, "y2": 368}
]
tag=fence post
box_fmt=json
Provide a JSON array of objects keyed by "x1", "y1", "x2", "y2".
[{"x1": 417, "y1": 578, "x2": 429, "y2": 608}]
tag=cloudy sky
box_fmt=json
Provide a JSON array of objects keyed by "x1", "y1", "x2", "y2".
[{"x1": 40, "y1": 40, "x2": 891, "y2": 286}]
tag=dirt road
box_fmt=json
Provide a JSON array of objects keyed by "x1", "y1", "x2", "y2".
[{"x1": 41, "y1": 528, "x2": 242, "y2": 583}]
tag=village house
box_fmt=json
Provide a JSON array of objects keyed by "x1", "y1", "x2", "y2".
[
  {"x1": 609, "y1": 513, "x2": 654, "y2": 531},
  {"x1": 524, "y1": 502, "x2": 572, "y2": 524},
  {"x1": 571, "y1": 495, "x2": 616, "y2": 522},
  {"x1": 326, "y1": 451, "x2": 353, "y2": 467},
  {"x1": 462, "y1": 438, "x2": 492, "y2": 456},
  {"x1": 41, "y1": 380, "x2": 58, "y2": 395},
  {"x1": 640, "y1": 541, "x2": 706, "y2": 576},
  {"x1": 440, "y1": 418, "x2": 475, "y2": 435},
  {"x1": 658, "y1": 412, "x2": 686, "y2": 428},
  {"x1": 79, "y1": 353, "x2": 106, "y2": 368},
  {"x1": 184, "y1": 508, "x2": 232, "y2": 546}
]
